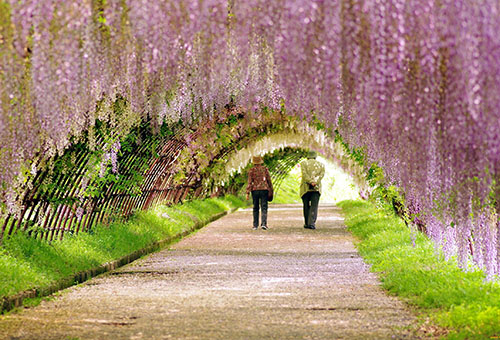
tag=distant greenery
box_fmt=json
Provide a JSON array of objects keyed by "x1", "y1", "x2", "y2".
[
  {"x1": 0, "y1": 195, "x2": 246, "y2": 301},
  {"x1": 272, "y1": 165, "x2": 302, "y2": 204},
  {"x1": 272, "y1": 156, "x2": 359, "y2": 204},
  {"x1": 339, "y1": 200, "x2": 500, "y2": 339}
]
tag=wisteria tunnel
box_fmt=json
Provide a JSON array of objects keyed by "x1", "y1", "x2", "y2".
[
  {"x1": 1, "y1": 0, "x2": 500, "y2": 282},
  {"x1": 0, "y1": 110, "x2": 348, "y2": 242}
]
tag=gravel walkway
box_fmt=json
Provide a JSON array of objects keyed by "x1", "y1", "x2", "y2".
[{"x1": 0, "y1": 204, "x2": 420, "y2": 339}]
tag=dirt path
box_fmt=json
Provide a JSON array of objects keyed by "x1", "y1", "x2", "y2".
[{"x1": 0, "y1": 204, "x2": 419, "y2": 339}]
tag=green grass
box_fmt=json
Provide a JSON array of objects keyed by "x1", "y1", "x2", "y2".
[
  {"x1": 0, "y1": 195, "x2": 246, "y2": 302},
  {"x1": 338, "y1": 199, "x2": 500, "y2": 339}
]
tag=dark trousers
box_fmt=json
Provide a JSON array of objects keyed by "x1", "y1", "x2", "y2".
[
  {"x1": 302, "y1": 191, "x2": 320, "y2": 227},
  {"x1": 252, "y1": 190, "x2": 269, "y2": 227}
]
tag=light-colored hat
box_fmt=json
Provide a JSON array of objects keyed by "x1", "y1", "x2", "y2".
[
  {"x1": 252, "y1": 155, "x2": 264, "y2": 164},
  {"x1": 307, "y1": 151, "x2": 317, "y2": 159}
]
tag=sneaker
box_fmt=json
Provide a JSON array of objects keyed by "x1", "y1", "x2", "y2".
[
  {"x1": 261, "y1": 225, "x2": 268, "y2": 230},
  {"x1": 252, "y1": 226, "x2": 258, "y2": 230}
]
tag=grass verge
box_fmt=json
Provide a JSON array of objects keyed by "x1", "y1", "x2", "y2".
[
  {"x1": 0, "y1": 195, "x2": 246, "y2": 308},
  {"x1": 338, "y1": 199, "x2": 500, "y2": 339}
]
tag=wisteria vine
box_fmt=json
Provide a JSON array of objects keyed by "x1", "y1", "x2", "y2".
[{"x1": 1, "y1": 0, "x2": 500, "y2": 275}]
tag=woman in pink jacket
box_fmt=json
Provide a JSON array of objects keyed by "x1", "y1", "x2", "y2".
[{"x1": 246, "y1": 156, "x2": 273, "y2": 230}]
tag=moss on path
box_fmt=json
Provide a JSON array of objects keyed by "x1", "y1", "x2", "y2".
[{"x1": 0, "y1": 204, "x2": 420, "y2": 339}]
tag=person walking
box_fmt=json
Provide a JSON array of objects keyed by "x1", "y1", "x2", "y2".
[
  {"x1": 246, "y1": 155, "x2": 273, "y2": 230},
  {"x1": 300, "y1": 151, "x2": 325, "y2": 230}
]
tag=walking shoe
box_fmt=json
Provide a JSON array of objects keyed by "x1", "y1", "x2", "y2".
[
  {"x1": 252, "y1": 226, "x2": 258, "y2": 230},
  {"x1": 304, "y1": 225, "x2": 316, "y2": 229},
  {"x1": 261, "y1": 225, "x2": 268, "y2": 230}
]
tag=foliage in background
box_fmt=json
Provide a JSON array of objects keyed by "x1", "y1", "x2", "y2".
[
  {"x1": 272, "y1": 166, "x2": 302, "y2": 204},
  {"x1": 272, "y1": 155, "x2": 360, "y2": 204},
  {"x1": 339, "y1": 200, "x2": 500, "y2": 339},
  {"x1": 0, "y1": 195, "x2": 245, "y2": 301}
]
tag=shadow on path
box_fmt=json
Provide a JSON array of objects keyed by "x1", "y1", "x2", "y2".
[{"x1": 0, "y1": 204, "x2": 418, "y2": 340}]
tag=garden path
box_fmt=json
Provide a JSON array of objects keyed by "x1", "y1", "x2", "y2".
[{"x1": 0, "y1": 204, "x2": 419, "y2": 339}]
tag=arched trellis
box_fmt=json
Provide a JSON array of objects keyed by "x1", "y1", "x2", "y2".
[
  {"x1": 221, "y1": 128, "x2": 369, "y2": 194},
  {"x1": 1, "y1": 109, "x2": 347, "y2": 243}
]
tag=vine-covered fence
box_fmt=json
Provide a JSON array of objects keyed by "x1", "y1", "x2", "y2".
[{"x1": 1, "y1": 120, "x2": 185, "y2": 241}]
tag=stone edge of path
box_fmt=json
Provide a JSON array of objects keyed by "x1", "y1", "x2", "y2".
[{"x1": 0, "y1": 207, "x2": 239, "y2": 315}]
